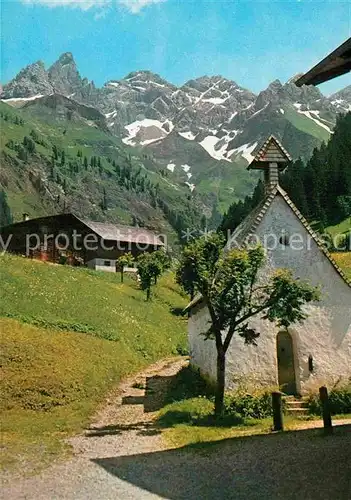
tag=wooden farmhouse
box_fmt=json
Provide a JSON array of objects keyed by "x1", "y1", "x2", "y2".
[
  {"x1": 187, "y1": 135, "x2": 351, "y2": 395},
  {"x1": 1, "y1": 213, "x2": 165, "y2": 272}
]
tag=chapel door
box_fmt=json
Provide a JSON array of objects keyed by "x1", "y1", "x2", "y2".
[{"x1": 276, "y1": 331, "x2": 297, "y2": 395}]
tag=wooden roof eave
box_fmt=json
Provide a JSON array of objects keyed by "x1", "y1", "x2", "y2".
[{"x1": 295, "y1": 38, "x2": 351, "y2": 86}]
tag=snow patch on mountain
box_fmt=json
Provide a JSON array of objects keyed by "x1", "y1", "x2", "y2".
[
  {"x1": 297, "y1": 109, "x2": 333, "y2": 133},
  {"x1": 200, "y1": 135, "x2": 231, "y2": 161},
  {"x1": 167, "y1": 163, "x2": 176, "y2": 172},
  {"x1": 331, "y1": 99, "x2": 351, "y2": 111},
  {"x1": 231, "y1": 142, "x2": 258, "y2": 163},
  {"x1": 105, "y1": 110, "x2": 118, "y2": 118},
  {"x1": 122, "y1": 118, "x2": 173, "y2": 145},
  {"x1": 203, "y1": 97, "x2": 227, "y2": 105},
  {"x1": 178, "y1": 131, "x2": 196, "y2": 140},
  {"x1": 1, "y1": 94, "x2": 45, "y2": 103},
  {"x1": 228, "y1": 111, "x2": 238, "y2": 121},
  {"x1": 185, "y1": 182, "x2": 195, "y2": 192},
  {"x1": 249, "y1": 103, "x2": 269, "y2": 119}
]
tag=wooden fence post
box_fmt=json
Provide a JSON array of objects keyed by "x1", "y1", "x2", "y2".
[
  {"x1": 272, "y1": 391, "x2": 284, "y2": 431},
  {"x1": 319, "y1": 386, "x2": 333, "y2": 434}
]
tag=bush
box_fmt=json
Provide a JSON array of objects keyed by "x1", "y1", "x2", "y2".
[
  {"x1": 223, "y1": 390, "x2": 273, "y2": 419},
  {"x1": 307, "y1": 384, "x2": 351, "y2": 415},
  {"x1": 175, "y1": 343, "x2": 189, "y2": 356},
  {"x1": 163, "y1": 365, "x2": 210, "y2": 405}
]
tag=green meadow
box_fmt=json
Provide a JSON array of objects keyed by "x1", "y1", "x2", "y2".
[{"x1": 0, "y1": 254, "x2": 188, "y2": 471}]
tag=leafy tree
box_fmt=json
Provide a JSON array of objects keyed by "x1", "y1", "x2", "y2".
[
  {"x1": 23, "y1": 136, "x2": 35, "y2": 154},
  {"x1": 0, "y1": 190, "x2": 13, "y2": 228},
  {"x1": 116, "y1": 252, "x2": 134, "y2": 283},
  {"x1": 30, "y1": 129, "x2": 39, "y2": 142},
  {"x1": 17, "y1": 146, "x2": 28, "y2": 162},
  {"x1": 5, "y1": 139, "x2": 16, "y2": 150},
  {"x1": 137, "y1": 252, "x2": 164, "y2": 300},
  {"x1": 176, "y1": 233, "x2": 320, "y2": 416},
  {"x1": 52, "y1": 145, "x2": 58, "y2": 161},
  {"x1": 100, "y1": 187, "x2": 108, "y2": 211},
  {"x1": 151, "y1": 249, "x2": 171, "y2": 283},
  {"x1": 61, "y1": 150, "x2": 65, "y2": 166}
]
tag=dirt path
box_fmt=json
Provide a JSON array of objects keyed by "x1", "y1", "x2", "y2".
[
  {"x1": 1, "y1": 357, "x2": 188, "y2": 499},
  {"x1": 1, "y1": 357, "x2": 351, "y2": 500}
]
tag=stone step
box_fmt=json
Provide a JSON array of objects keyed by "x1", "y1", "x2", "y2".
[
  {"x1": 283, "y1": 395, "x2": 309, "y2": 400},
  {"x1": 285, "y1": 406, "x2": 309, "y2": 414},
  {"x1": 285, "y1": 400, "x2": 309, "y2": 407},
  {"x1": 283, "y1": 396, "x2": 310, "y2": 415}
]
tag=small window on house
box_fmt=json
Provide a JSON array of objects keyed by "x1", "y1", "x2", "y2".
[
  {"x1": 104, "y1": 260, "x2": 111, "y2": 266},
  {"x1": 279, "y1": 235, "x2": 290, "y2": 246}
]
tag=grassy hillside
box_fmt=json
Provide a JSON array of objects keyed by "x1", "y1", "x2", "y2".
[
  {"x1": 284, "y1": 106, "x2": 331, "y2": 143},
  {"x1": 327, "y1": 218, "x2": 351, "y2": 238},
  {"x1": 0, "y1": 100, "x2": 202, "y2": 241},
  {"x1": 0, "y1": 254, "x2": 188, "y2": 471},
  {"x1": 147, "y1": 131, "x2": 258, "y2": 216}
]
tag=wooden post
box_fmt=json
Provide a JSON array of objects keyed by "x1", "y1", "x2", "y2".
[
  {"x1": 272, "y1": 391, "x2": 284, "y2": 431},
  {"x1": 319, "y1": 386, "x2": 333, "y2": 434}
]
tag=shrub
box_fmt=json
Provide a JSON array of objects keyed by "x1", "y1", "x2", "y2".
[
  {"x1": 175, "y1": 343, "x2": 189, "y2": 356},
  {"x1": 307, "y1": 384, "x2": 351, "y2": 415},
  {"x1": 164, "y1": 365, "x2": 211, "y2": 404},
  {"x1": 223, "y1": 390, "x2": 273, "y2": 419}
]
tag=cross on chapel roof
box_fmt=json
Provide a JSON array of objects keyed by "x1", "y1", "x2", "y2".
[{"x1": 248, "y1": 135, "x2": 292, "y2": 171}]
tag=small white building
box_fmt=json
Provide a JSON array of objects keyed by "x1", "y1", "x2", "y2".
[{"x1": 188, "y1": 136, "x2": 351, "y2": 395}]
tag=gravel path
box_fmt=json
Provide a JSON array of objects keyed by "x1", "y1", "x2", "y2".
[
  {"x1": 1, "y1": 357, "x2": 187, "y2": 500},
  {"x1": 1, "y1": 357, "x2": 351, "y2": 500}
]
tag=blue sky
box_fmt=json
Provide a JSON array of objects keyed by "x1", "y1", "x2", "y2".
[{"x1": 1, "y1": 0, "x2": 350, "y2": 95}]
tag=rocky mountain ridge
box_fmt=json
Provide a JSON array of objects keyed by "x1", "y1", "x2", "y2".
[
  {"x1": 2, "y1": 52, "x2": 350, "y2": 216},
  {"x1": 4, "y1": 52, "x2": 350, "y2": 156}
]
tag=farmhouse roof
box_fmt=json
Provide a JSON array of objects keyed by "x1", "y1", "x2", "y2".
[
  {"x1": 1, "y1": 213, "x2": 165, "y2": 246},
  {"x1": 295, "y1": 37, "x2": 351, "y2": 86},
  {"x1": 78, "y1": 218, "x2": 165, "y2": 246}
]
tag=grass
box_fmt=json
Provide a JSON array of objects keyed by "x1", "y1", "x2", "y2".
[
  {"x1": 327, "y1": 218, "x2": 351, "y2": 238},
  {"x1": 155, "y1": 366, "x2": 351, "y2": 449},
  {"x1": 0, "y1": 318, "x2": 140, "y2": 471},
  {"x1": 0, "y1": 254, "x2": 188, "y2": 472},
  {"x1": 331, "y1": 252, "x2": 351, "y2": 280},
  {"x1": 0, "y1": 253, "x2": 187, "y2": 351},
  {"x1": 284, "y1": 106, "x2": 331, "y2": 143},
  {"x1": 157, "y1": 397, "x2": 331, "y2": 449},
  {"x1": 0, "y1": 101, "x2": 198, "y2": 241},
  {"x1": 154, "y1": 366, "x2": 270, "y2": 447}
]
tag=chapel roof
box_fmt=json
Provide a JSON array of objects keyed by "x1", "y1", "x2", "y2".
[
  {"x1": 228, "y1": 184, "x2": 351, "y2": 288},
  {"x1": 185, "y1": 184, "x2": 351, "y2": 311}
]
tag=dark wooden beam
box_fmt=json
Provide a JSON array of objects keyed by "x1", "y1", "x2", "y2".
[{"x1": 296, "y1": 38, "x2": 351, "y2": 86}]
